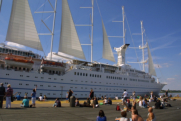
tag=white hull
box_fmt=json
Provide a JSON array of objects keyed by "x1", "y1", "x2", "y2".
[{"x1": 0, "y1": 68, "x2": 165, "y2": 98}]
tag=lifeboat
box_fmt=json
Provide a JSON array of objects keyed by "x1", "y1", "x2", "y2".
[
  {"x1": 4, "y1": 57, "x2": 34, "y2": 69},
  {"x1": 41, "y1": 59, "x2": 65, "y2": 71}
]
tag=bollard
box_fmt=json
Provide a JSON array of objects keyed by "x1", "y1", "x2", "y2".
[{"x1": 70, "y1": 96, "x2": 75, "y2": 107}]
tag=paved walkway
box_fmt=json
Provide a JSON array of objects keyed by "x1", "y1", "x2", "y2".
[{"x1": 0, "y1": 99, "x2": 181, "y2": 121}]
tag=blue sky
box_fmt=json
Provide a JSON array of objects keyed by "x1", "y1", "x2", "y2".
[{"x1": 0, "y1": 0, "x2": 181, "y2": 90}]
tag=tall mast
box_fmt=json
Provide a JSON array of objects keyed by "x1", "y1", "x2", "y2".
[
  {"x1": 141, "y1": 21, "x2": 145, "y2": 71},
  {"x1": 50, "y1": 0, "x2": 57, "y2": 60},
  {"x1": 122, "y1": 6, "x2": 125, "y2": 45},
  {"x1": 77, "y1": 0, "x2": 94, "y2": 62},
  {"x1": 35, "y1": 0, "x2": 57, "y2": 60},
  {"x1": 91, "y1": 0, "x2": 94, "y2": 62}
]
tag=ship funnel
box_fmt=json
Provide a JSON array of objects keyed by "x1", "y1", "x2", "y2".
[{"x1": 114, "y1": 44, "x2": 129, "y2": 66}]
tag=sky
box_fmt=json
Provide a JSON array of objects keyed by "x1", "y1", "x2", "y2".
[{"x1": 0, "y1": 0, "x2": 181, "y2": 90}]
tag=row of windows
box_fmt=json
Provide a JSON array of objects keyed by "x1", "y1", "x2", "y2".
[
  {"x1": 0, "y1": 47, "x2": 39, "y2": 58},
  {"x1": 74, "y1": 72, "x2": 102, "y2": 78},
  {"x1": 138, "y1": 80, "x2": 149, "y2": 83},
  {"x1": 130, "y1": 79, "x2": 137, "y2": 81},
  {"x1": 106, "y1": 76, "x2": 122, "y2": 80}
]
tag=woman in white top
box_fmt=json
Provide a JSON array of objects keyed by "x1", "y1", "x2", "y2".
[{"x1": 103, "y1": 97, "x2": 108, "y2": 104}]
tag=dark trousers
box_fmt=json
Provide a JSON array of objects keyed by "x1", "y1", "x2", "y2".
[{"x1": 0, "y1": 96, "x2": 4, "y2": 108}]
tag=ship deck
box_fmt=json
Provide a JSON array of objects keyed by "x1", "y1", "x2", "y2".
[{"x1": 1, "y1": 98, "x2": 181, "y2": 121}]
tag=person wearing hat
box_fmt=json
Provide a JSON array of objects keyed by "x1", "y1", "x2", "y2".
[
  {"x1": 0, "y1": 83, "x2": 6, "y2": 108},
  {"x1": 5, "y1": 84, "x2": 13, "y2": 108}
]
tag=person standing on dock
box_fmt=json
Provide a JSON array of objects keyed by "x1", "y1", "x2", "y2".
[
  {"x1": 68, "y1": 89, "x2": 73, "y2": 102},
  {"x1": 132, "y1": 91, "x2": 136, "y2": 101},
  {"x1": 0, "y1": 83, "x2": 5, "y2": 108},
  {"x1": 165, "y1": 90, "x2": 168, "y2": 97},
  {"x1": 123, "y1": 89, "x2": 128, "y2": 102},
  {"x1": 31, "y1": 86, "x2": 37, "y2": 107},
  {"x1": 89, "y1": 89, "x2": 94, "y2": 99},
  {"x1": 5, "y1": 84, "x2": 13, "y2": 108}
]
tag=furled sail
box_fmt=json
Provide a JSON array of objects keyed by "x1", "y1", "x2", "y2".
[
  {"x1": 102, "y1": 20, "x2": 115, "y2": 62},
  {"x1": 6, "y1": 0, "x2": 43, "y2": 51},
  {"x1": 59, "y1": 0, "x2": 85, "y2": 60},
  {"x1": 147, "y1": 43, "x2": 156, "y2": 76}
]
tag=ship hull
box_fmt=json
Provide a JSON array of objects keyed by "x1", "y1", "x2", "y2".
[{"x1": 0, "y1": 68, "x2": 165, "y2": 98}]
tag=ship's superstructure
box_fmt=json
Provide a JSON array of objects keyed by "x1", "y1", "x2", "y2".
[{"x1": 0, "y1": 0, "x2": 166, "y2": 98}]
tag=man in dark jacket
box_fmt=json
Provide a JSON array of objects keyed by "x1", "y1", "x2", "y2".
[{"x1": 0, "y1": 83, "x2": 6, "y2": 108}]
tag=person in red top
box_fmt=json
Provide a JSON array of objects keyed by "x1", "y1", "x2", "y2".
[{"x1": 6, "y1": 84, "x2": 13, "y2": 108}]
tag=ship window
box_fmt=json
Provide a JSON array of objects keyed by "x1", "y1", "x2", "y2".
[
  {"x1": 99, "y1": 82, "x2": 101, "y2": 83},
  {"x1": 77, "y1": 72, "x2": 79, "y2": 75},
  {"x1": 74, "y1": 72, "x2": 76, "y2": 75},
  {"x1": 53, "y1": 86, "x2": 56, "y2": 87},
  {"x1": 90, "y1": 74, "x2": 91, "y2": 77},
  {"x1": 61, "y1": 79, "x2": 63, "y2": 80},
  {"x1": 81, "y1": 87, "x2": 83, "y2": 89},
  {"x1": 48, "y1": 78, "x2": 51, "y2": 79},
  {"x1": 111, "y1": 76, "x2": 112, "y2": 79},
  {"x1": 71, "y1": 80, "x2": 73, "y2": 81},
  {"x1": 95, "y1": 75, "x2": 96, "y2": 77},
  {"x1": 35, "y1": 76, "x2": 38, "y2": 78},
  {"x1": 40, "y1": 85, "x2": 43, "y2": 87},
  {"x1": 48, "y1": 85, "x2": 51, "y2": 87},
  {"x1": 47, "y1": 93, "x2": 50, "y2": 95},
  {"x1": 80, "y1": 73, "x2": 82, "y2": 76},
  {"x1": 26, "y1": 84, "x2": 29, "y2": 86},
  {"x1": 83, "y1": 73, "x2": 85, "y2": 76},
  {"x1": 92, "y1": 74, "x2": 94, "y2": 77},
  {"x1": 19, "y1": 83, "x2": 22, "y2": 85},
  {"x1": 53, "y1": 93, "x2": 56, "y2": 95},
  {"x1": 106, "y1": 76, "x2": 108, "y2": 78},
  {"x1": 100, "y1": 75, "x2": 101, "y2": 78},
  {"x1": 26, "y1": 76, "x2": 29, "y2": 77},
  {"x1": 34, "y1": 84, "x2": 37, "y2": 86},
  {"x1": 41, "y1": 77, "x2": 44, "y2": 79},
  {"x1": 81, "y1": 81, "x2": 83, "y2": 82},
  {"x1": 54, "y1": 78, "x2": 57, "y2": 80},
  {"x1": 113, "y1": 77, "x2": 114, "y2": 79},
  {"x1": 75, "y1": 87, "x2": 77, "y2": 88},
  {"x1": 81, "y1": 94, "x2": 83, "y2": 96},
  {"x1": 91, "y1": 81, "x2": 93, "y2": 83},
  {"x1": 94, "y1": 82, "x2": 96, "y2": 83},
  {"x1": 97, "y1": 75, "x2": 99, "y2": 77},
  {"x1": 85, "y1": 81, "x2": 87, "y2": 82},
  {"x1": 86, "y1": 73, "x2": 87, "y2": 76}
]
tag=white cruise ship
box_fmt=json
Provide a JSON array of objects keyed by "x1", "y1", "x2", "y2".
[{"x1": 0, "y1": 0, "x2": 166, "y2": 98}]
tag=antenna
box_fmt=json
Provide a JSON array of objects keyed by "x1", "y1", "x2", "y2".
[{"x1": 35, "y1": 0, "x2": 57, "y2": 60}]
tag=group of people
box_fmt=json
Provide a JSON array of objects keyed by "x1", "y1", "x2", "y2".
[
  {"x1": 96, "y1": 107, "x2": 155, "y2": 121},
  {"x1": 0, "y1": 83, "x2": 38, "y2": 108}
]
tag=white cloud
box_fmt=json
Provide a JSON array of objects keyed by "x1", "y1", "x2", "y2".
[
  {"x1": 46, "y1": 52, "x2": 75, "y2": 61},
  {"x1": 6, "y1": 42, "x2": 25, "y2": 49},
  {"x1": 167, "y1": 78, "x2": 175, "y2": 81}
]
